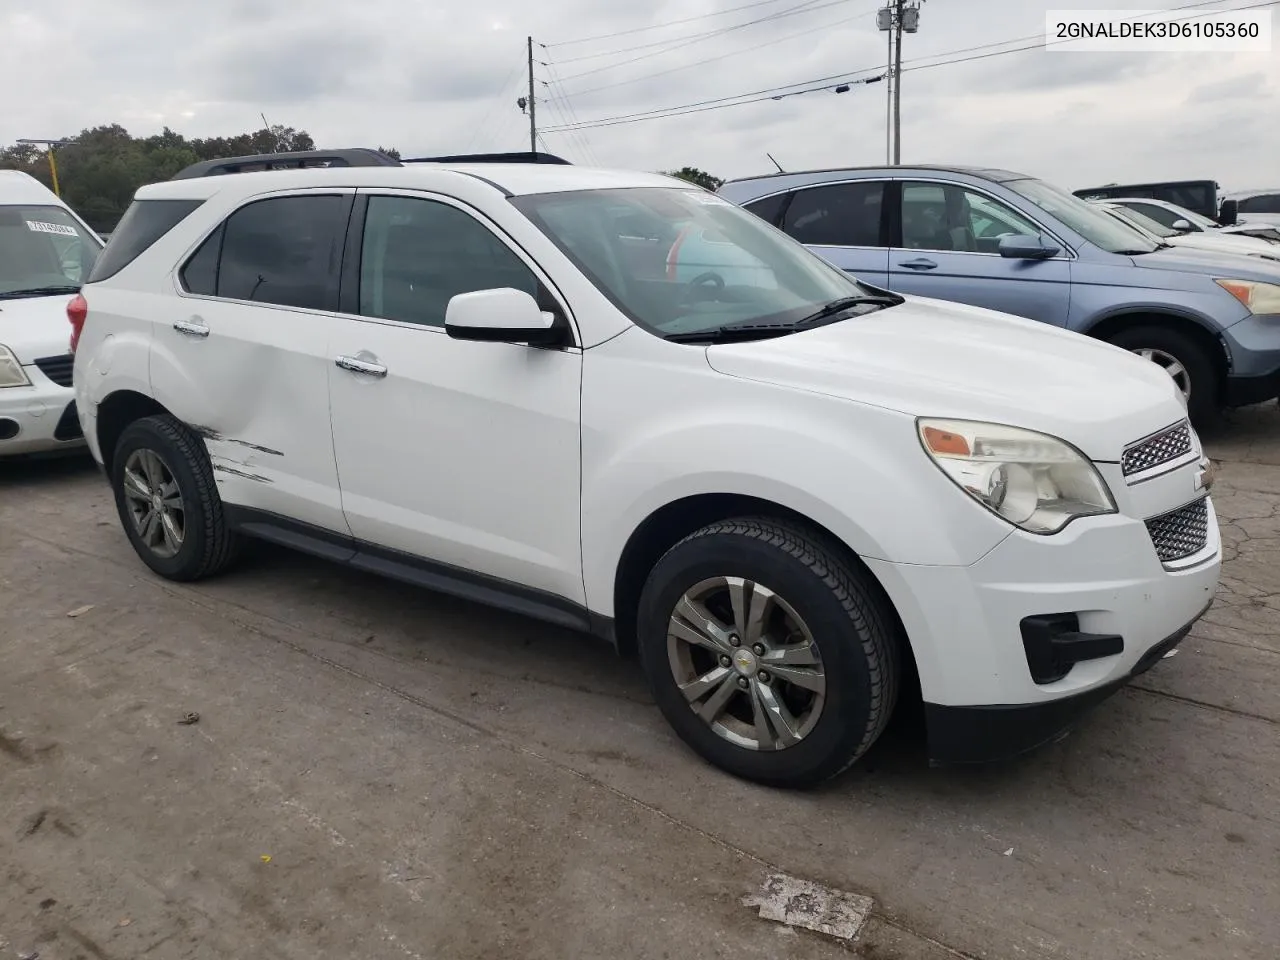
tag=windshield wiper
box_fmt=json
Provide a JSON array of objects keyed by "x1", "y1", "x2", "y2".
[
  {"x1": 0, "y1": 285, "x2": 81, "y2": 300},
  {"x1": 664, "y1": 295, "x2": 904, "y2": 344},
  {"x1": 1115, "y1": 248, "x2": 1157, "y2": 256},
  {"x1": 792, "y1": 294, "x2": 902, "y2": 327}
]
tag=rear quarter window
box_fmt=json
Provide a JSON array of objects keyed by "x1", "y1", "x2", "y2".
[{"x1": 87, "y1": 198, "x2": 204, "y2": 282}]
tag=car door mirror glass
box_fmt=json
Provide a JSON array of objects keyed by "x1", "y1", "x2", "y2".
[
  {"x1": 998, "y1": 234, "x2": 1060, "y2": 260},
  {"x1": 444, "y1": 287, "x2": 563, "y2": 346}
]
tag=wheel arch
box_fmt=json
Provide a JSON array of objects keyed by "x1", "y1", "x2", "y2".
[
  {"x1": 1082, "y1": 310, "x2": 1230, "y2": 389},
  {"x1": 609, "y1": 493, "x2": 916, "y2": 687},
  {"x1": 96, "y1": 390, "x2": 173, "y2": 471}
]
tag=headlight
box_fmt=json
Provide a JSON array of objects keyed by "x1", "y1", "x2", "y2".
[
  {"x1": 918, "y1": 419, "x2": 1117, "y2": 535},
  {"x1": 1215, "y1": 278, "x2": 1280, "y2": 315},
  {"x1": 0, "y1": 345, "x2": 31, "y2": 388}
]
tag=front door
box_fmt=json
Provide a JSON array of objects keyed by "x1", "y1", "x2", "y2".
[
  {"x1": 328, "y1": 191, "x2": 584, "y2": 605},
  {"x1": 887, "y1": 181, "x2": 1072, "y2": 326}
]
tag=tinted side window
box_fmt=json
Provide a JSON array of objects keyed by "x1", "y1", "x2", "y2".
[
  {"x1": 217, "y1": 195, "x2": 346, "y2": 310},
  {"x1": 358, "y1": 196, "x2": 538, "y2": 328},
  {"x1": 180, "y1": 224, "x2": 223, "y2": 295},
  {"x1": 1240, "y1": 194, "x2": 1280, "y2": 214},
  {"x1": 742, "y1": 193, "x2": 789, "y2": 227},
  {"x1": 87, "y1": 199, "x2": 203, "y2": 282},
  {"x1": 1126, "y1": 202, "x2": 1180, "y2": 229},
  {"x1": 781, "y1": 182, "x2": 884, "y2": 247}
]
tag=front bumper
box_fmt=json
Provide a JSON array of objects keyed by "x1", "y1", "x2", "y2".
[
  {"x1": 0, "y1": 365, "x2": 85, "y2": 457},
  {"x1": 924, "y1": 600, "x2": 1210, "y2": 763},
  {"x1": 1222, "y1": 312, "x2": 1280, "y2": 406},
  {"x1": 864, "y1": 483, "x2": 1221, "y2": 762}
]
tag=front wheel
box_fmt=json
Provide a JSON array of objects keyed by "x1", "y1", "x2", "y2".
[
  {"x1": 636, "y1": 518, "x2": 900, "y2": 787},
  {"x1": 1106, "y1": 326, "x2": 1219, "y2": 427}
]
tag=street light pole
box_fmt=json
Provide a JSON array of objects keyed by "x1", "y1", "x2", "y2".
[{"x1": 17, "y1": 138, "x2": 75, "y2": 196}]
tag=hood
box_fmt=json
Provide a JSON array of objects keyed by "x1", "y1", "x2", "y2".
[
  {"x1": 1166, "y1": 233, "x2": 1280, "y2": 261},
  {"x1": 1125, "y1": 244, "x2": 1280, "y2": 281},
  {"x1": 0, "y1": 294, "x2": 75, "y2": 363},
  {"x1": 704, "y1": 296, "x2": 1185, "y2": 462}
]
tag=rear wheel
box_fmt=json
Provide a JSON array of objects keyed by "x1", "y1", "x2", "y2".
[
  {"x1": 111, "y1": 415, "x2": 241, "y2": 581},
  {"x1": 1106, "y1": 326, "x2": 1219, "y2": 427},
  {"x1": 636, "y1": 518, "x2": 899, "y2": 787}
]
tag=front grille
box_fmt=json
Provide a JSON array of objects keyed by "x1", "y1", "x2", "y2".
[
  {"x1": 34, "y1": 354, "x2": 74, "y2": 388},
  {"x1": 1122, "y1": 420, "x2": 1192, "y2": 477},
  {"x1": 1145, "y1": 497, "x2": 1209, "y2": 564}
]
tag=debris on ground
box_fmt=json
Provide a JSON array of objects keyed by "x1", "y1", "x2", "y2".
[
  {"x1": 176, "y1": 712, "x2": 200, "y2": 725},
  {"x1": 66, "y1": 605, "x2": 94, "y2": 618},
  {"x1": 741, "y1": 872, "x2": 874, "y2": 941}
]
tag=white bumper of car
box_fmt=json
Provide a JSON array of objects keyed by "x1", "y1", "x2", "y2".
[{"x1": 0, "y1": 358, "x2": 84, "y2": 456}]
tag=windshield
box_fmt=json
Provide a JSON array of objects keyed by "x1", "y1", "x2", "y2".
[
  {"x1": 1012, "y1": 179, "x2": 1159, "y2": 254},
  {"x1": 0, "y1": 204, "x2": 102, "y2": 296},
  {"x1": 1105, "y1": 205, "x2": 1175, "y2": 239},
  {"x1": 511, "y1": 187, "x2": 878, "y2": 338}
]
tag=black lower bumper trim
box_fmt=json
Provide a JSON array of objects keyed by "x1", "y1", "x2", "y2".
[
  {"x1": 925, "y1": 601, "x2": 1211, "y2": 765},
  {"x1": 1224, "y1": 367, "x2": 1280, "y2": 407},
  {"x1": 53, "y1": 401, "x2": 83, "y2": 441}
]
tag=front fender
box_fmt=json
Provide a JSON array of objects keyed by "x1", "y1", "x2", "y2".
[{"x1": 580, "y1": 340, "x2": 1013, "y2": 616}]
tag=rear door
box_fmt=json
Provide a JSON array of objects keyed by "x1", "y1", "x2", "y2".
[
  {"x1": 152, "y1": 190, "x2": 353, "y2": 533},
  {"x1": 887, "y1": 180, "x2": 1072, "y2": 325}
]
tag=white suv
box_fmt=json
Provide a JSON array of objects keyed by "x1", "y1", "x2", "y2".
[{"x1": 71, "y1": 149, "x2": 1221, "y2": 786}]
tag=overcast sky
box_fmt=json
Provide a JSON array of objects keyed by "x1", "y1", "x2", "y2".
[{"x1": 1, "y1": 0, "x2": 1276, "y2": 191}]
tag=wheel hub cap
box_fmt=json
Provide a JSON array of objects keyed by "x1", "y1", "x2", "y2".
[
  {"x1": 666, "y1": 576, "x2": 826, "y2": 752},
  {"x1": 121, "y1": 448, "x2": 186, "y2": 560}
]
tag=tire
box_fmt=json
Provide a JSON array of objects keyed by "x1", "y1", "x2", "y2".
[
  {"x1": 1105, "y1": 326, "x2": 1219, "y2": 427},
  {"x1": 636, "y1": 517, "x2": 900, "y2": 787},
  {"x1": 110, "y1": 415, "x2": 241, "y2": 581}
]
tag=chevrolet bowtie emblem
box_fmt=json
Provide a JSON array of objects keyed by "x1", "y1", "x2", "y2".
[{"x1": 1195, "y1": 460, "x2": 1215, "y2": 492}]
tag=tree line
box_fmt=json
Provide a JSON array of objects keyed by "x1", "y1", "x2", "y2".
[{"x1": 1, "y1": 123, "x2": 722, "y2": 233}]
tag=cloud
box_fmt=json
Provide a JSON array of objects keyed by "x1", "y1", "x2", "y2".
[{"x1": 1, "y1": 0, "x2": 1277, "y2": 191}]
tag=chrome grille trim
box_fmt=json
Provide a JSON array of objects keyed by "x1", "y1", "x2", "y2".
[
  {"x1": 1122, "y1": 420, "x2": 1193, "y2": 478},
  {"x1": 1145, "y1": 497, "x2": 1210, "y2": 565}
]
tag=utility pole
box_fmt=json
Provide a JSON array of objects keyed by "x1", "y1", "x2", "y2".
[
  {"x1": 877, "y1": 2, "x2": 921, "y2": 165},
  {"x1": 527, "y1": 36, "x2": 537, "y2": 154},
  {"x1": 17, "y1": 138, "x2": 74, "y2": 196}
]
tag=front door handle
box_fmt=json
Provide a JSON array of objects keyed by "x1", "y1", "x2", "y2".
[
  {"x1": 173, "y1": 318, "x2": 209, "y2": 338},
  {"x1": 898, "y1": 258, "x2": 938, "y2": 271},
  {"x1": 335, "y1": 355, "x2": 388, "y2": 378}
]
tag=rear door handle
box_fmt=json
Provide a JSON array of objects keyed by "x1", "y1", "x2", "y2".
[
  {"x1": 898, "y1": 258, "x2": 938, "y2": 271},
  {"x1": 173, "y1": 318, "x2": 209, "y2": 338},
  {"x1": 335, "y1": 355, "x2": 388, "y2": 378}
]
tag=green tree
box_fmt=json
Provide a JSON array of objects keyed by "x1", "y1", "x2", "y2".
[
  {"x1": 664, "y1": 166, "x2": 724, "y2": 191},
  {"x1": 0, "y1": 123, "x2": 317, "y2": 233}
]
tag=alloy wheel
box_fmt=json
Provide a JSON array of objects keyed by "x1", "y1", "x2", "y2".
[
  {"x1": 122, "y1": 448, "x2": 186, "y2": 559},
  {"x1": 666, "y1": 576, "x2": 826, "y2": 752},
  {"x1": 1132, "y1": 347, "x2": 1192, "y2": 399}
]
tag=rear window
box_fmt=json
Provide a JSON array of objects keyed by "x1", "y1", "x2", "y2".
[{"x1": 87, "y1": 198, "x2": 204, "y2": 282}]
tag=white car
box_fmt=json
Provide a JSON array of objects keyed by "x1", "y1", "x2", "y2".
[
  {"x1": 70, "y1": 151, "x2": 1221, "y2": 786},
  {"x1": 1223, "y1": 189, "x2": 1280, "y2": 229},
  {"x1": 0, "y1": 171, "x2": 102, "y2": 456},
  {"x1": 1094, "y1": 201, "x2": 1280, "y2": 263},
  {"x1": 1108, "y1": 196, "x2": 1280, "y2": 244}
]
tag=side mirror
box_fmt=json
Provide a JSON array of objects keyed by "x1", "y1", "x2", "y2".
[
  {"x1": 1171, "y1": 219, "x2": 1194, "y2": 233},
  {"x1": 1218, "y1": 199, "x2": 1238, "y2": 226},
  {"x1": 444, "y1": 288, "x2": 567, "y2": 347},
  {"x1": 998, "y1": 234, "x2": 1060, "y2": 260}
]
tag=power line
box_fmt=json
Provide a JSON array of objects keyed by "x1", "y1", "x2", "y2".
[
  {"x1": 557, "y1": 7, "x2": 878, "y2": 100},
  {"x1": 547, "y1": 0, "x2": 837, "y2": 65},
  {"x1": 464, "y1": 47, "x2": 527, "y2": 153},
  {"x1": 551, "y1": 0, "x2": 845, "y2": 82},
  {"x1": 544, "y1": 0, "x2": 802, "y2": 48},
  {"x1": 543, "y1": 0, "x2": 1276, "y2": 133}
]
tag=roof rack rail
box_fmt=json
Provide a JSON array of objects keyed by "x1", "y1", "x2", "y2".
[
  {"x1": 171, "y1": 148, "x2": 402, "y2": 180},
  {"x1": 402, "y1": 151, "x2": 572, "y2": 166}
]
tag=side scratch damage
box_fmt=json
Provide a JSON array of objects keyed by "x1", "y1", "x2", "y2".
[
  {"x1": 213, "y1": 463, "x2": 273, "y2": 484},
  {"x1": 191, "y1": 424, "x2": 284, "y2": 457}
]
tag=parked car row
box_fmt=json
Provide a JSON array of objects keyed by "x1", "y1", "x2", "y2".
[
  {"x1": 716, "y1": 165, "x2": 1280, "y2": 425},
  {"x1": 17, "y1": 147, "x2": 1222, "y2": 787}
]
